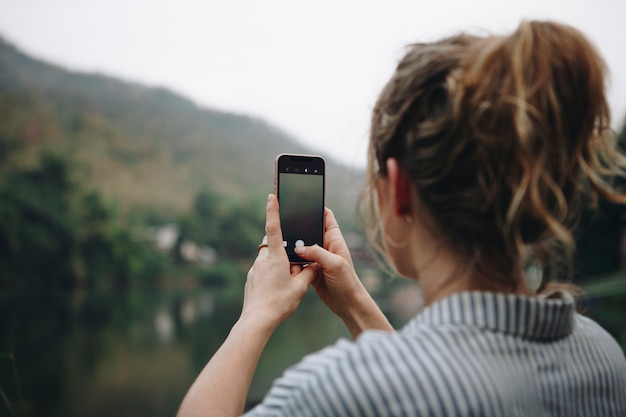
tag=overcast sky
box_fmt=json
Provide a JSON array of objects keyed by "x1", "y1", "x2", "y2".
[{"x1": 1, "y1": 0, "x2": 625, "y2": 168}]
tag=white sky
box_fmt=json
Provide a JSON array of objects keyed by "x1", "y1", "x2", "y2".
[{"x1": 1, "y1": 0, "x2": 625, "y2": 169}]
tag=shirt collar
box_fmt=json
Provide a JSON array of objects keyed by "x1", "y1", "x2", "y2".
[{"x1": 403, "y1": 291, "x2": 576, "y2": 341}]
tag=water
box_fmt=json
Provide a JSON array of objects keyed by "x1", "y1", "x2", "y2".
[
  {"x1": 0, "y1": 288, "x2": 351, "y2": 417},
  {"x1": 2, "y1": 275, "x2": 624, "y2": 417}
]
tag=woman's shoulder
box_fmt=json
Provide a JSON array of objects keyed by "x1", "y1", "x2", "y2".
[
  {"x1": 573, "y1": 313, "x2": 626, "y2": 359},
  {"x1": 247, "y1": 301, "x2": 626, "y2": 416},
  {"x1": 245, "y1": 331, "x2": 443, "y2": 415},
  {"x1": 283, "y1": 319, "x2": 486, "y2": 386},
  {"x1": 248, "y1": 328, "x2": 468, "y2": 416}
]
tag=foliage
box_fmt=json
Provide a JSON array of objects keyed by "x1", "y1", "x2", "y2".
[
  {"x1": 573, "y1": 120, "x2": 626, "y2": 280},
  {"x1": 0, "y1": 37, "x2": 361, "y2": 224},
  {"x1": 0, "y1": 150, "x2": 168, "y2": 291},
  {"x1": 186, "y1": 190, "x2": 265, "y2": 258},
  {"x1": 0, "y1": 353, "x2": 20, "y2": 417}
]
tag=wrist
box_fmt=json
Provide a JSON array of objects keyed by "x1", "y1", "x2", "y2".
[
  {"x1": 236, "y1": 308, "x2": 282, "y2": 337},
  {"x1": 338, "y1": 290, "x2": 393, "y2": 338}
]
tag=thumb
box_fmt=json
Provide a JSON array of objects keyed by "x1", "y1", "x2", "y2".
[{"x1": 295, "y1": 244, "x2": 343, "y2": 272}]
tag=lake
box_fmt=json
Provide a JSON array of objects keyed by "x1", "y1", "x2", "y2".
[
  {"x1": 0, "y1": 286, "x2": 391, "y2": 416},
  {"x1": 1, "y1": 273, "x2": 624, "y2": 417}
]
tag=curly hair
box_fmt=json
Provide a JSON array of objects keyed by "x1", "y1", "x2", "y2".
[{"x1": 362, "y1": 21, "x2": 626, "y2": 289}]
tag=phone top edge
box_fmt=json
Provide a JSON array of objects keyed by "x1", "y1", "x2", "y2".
[
  {"x1": 276, "y1": 154, "x2": 326, "y2": 173},
  {"x1": 276, "y1": 152, "x2": 325, "y2": 158},
  {"x1": 276, "y1": 153, "x2": 326, "y2": 163}
]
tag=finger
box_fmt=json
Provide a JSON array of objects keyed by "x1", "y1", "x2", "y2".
[
  {"x1": 290, "y1": 264, "x2": 303, "y2": 276},
  {"x1": 323, "y1": 208, "x2": 351, "y2": 259},
  {"x1": 324, "y1": 208, "x2": 344, "y2": 240},
  {"x1": 265, "y1": 194, "x2": 284, "y2": 252},
  {"x1": 324, "y1": 208, "x2": 339, "y2": 231},
  {"x1": 257, "y1": 235, "x2": 269, "y2": 256},
  {"x1": 295, "y1": 263, "x2": 318, "y2": 287}
]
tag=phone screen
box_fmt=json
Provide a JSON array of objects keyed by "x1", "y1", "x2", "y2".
[{"x1": 275, "y1": 154, "x2": 325, "y2": 263}]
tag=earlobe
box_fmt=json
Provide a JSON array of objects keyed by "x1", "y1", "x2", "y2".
[{"x1": 385, "y1": 158, "x2": 413, "y2": 217}]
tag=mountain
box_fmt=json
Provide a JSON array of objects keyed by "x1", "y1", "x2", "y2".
[{"x1": 0, "y1": 36, "x2": 364, "y2": 226}]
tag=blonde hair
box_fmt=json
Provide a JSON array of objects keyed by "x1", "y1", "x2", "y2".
[{"x1": 363, "y1": 21, "x2": 626, "y2": 289}]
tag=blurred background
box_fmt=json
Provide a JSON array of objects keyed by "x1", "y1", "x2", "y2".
[{"x1": 0, "y1": 1, "x2": 625, "y2": 416}]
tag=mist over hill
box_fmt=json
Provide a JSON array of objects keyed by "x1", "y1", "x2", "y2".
[{"x1": 0, "y1": 36, "x2": 364, "y2": 225}]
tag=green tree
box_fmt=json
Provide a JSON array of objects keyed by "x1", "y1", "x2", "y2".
[
  {"x1": 0, "y1": 153, "x2": 76, "y2": 288},
  {"x1": 181, "y1": 190, "x2": 265, "y2": 260},
  {"x1": 574, "y1": 119, "x2": 626, "y2": 279},
  {"x1": 0, "y1": 151, "x2": 168, "y2": 290}
]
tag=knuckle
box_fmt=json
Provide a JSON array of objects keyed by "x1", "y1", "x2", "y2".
[
  {"x1": 327, "y1": 258, "x2": 343, "y2": 271},
  {"x1": 265, "y1": 222, "x2": 279, "y2": 235},
  {"x1": 327, "y1": 255, "x2": 349, "y2": 271}
]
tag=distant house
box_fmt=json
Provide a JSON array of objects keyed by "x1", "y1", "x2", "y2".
[
  {"x1": 148, "y1": 223, "x2": 179, "y2": 252},
  {"x1": 180, "y1": 241, "x2": 217, "y2": 266},
  {"x1": 148, "y1": 224, "x2": 217, "y2": 265}
]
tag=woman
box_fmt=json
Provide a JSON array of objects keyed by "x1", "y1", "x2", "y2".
[{"x1": 178, "y1": 21, "x2": 626, "y2": 416}]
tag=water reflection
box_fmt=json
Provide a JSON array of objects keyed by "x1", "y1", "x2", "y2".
[
  {"x1": 0, "y1": 287, "x2": 351, "y2": 417},
  {"x1": 154, "y1": 309, "x2": 175, "y2": 343},
  {"x1": 154, "y1": 294, "x2": 215, "y2": 343},
  {"x1": 2, "y1": 276, "x2": 624, "y2": 417}
]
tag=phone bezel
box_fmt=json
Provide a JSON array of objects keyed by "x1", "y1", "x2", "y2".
[{"x1": 274, "y1": 153, "x2": 326, "y2": 263}]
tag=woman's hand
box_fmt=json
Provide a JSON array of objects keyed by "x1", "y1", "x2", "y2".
[
  {"x1": 294, "y1": 208, "x2": 358, "y2": 316},
  {"x1": 176, "y1": 195, "x2": 316, "y2": 417},
  {"x1": 294, "y1": 208, "x2": 393, "y2": 338},
  {"x1": 242, "y1": 194, "x2": 316, "y2": 330}
]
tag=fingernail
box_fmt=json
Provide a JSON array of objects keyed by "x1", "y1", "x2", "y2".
[
  {"x1": 268, "y1": 194, "x2": 272, "y2": 202},
  {"x1": 294, "y1": 246, "x2": 305, "y2": 254}
]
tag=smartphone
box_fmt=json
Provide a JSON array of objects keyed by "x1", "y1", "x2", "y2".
[{"x1": 275, "y1": 154, "x2": 326, "y2": 263}]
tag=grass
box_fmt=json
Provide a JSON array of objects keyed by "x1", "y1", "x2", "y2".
[{"x1": 0, "y1": 352, "x2": 21, "y2": 417}]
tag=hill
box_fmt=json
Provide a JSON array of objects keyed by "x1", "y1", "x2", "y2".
[{"x1": 0, "y1": 36, "x2": 364, "y2": 225}]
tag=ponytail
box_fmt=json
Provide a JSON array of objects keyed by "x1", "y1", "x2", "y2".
[
  {"x1": 460, "y1": 20, "x2": 626, "y2": 281},
  {"x1": 366, "y1": 20, "x2": 626, "y2": 288}
]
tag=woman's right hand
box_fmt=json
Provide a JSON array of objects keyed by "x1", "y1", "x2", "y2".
[{"x1": 294, "y1": 208, "x2": 393, "y2": 338}]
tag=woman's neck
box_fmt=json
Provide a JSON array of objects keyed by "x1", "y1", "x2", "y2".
[{"x1": 409, "y1": 242, "x2": 533, "y2": 307}]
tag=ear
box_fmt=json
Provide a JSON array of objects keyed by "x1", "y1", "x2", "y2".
[{"x1": 386, "y1": 158, "x2": 413, "y2": 217}]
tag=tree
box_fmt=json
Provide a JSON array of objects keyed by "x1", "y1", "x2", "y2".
[
  {"x1": 573, "y1": 119, "x2": 626, "y2": 279},
  {"x1": 0, "y1": 151, "x2": 168, "y2": 290}
]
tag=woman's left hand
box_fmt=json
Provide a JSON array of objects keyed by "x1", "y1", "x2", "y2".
[
  {"x1": 294, "y1": 208, "x2": 393, "y2": 338},
  {"x1": 241, "y1": 194, "x2": 316, "y2": 329}
]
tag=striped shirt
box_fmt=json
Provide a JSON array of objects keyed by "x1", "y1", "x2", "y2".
[{"x1": 245, "y1": 291, "x2": 626, "y2": 416}]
